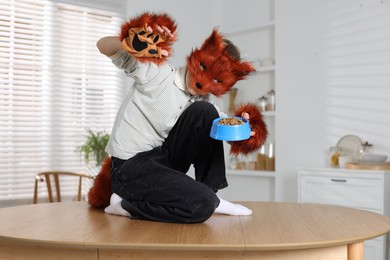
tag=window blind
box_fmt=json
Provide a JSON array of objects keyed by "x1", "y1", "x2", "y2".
[
  {"x1": 0, "y1": 0, "x2": 125, "y2": 203},
  {"x1": 323, "y1": 1, "x2": 390, "y2": 156}
]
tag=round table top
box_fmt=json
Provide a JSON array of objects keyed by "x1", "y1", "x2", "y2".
[{"x1": 1, "y1": 201, "x2": 390, "y2": 251}]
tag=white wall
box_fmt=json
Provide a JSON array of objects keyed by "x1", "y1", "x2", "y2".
[
  {"x1": 276, "y1": 0, "x2": 390, "y2": 201},
  {"x1": 320, "y1": 1, "x2": 390, "y2": 155},
  {"x1": 220, "y1": 0, "x2": 274, "y2": 33},
  {"x1": 275, "y1": 0, "x2": 327, "y2": 201}
]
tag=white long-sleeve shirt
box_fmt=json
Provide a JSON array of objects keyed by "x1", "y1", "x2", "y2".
[{"x1": 106, "y1": 50, "x2": 224, "y2": 160}]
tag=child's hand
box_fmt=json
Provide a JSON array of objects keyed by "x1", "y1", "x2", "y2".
[
  {"x1": 119, "y1": 13, "x2": 177, "y2": 64},
  {"x1": 241, "y1": 112, "x2": 256, "y2": 137},
  {"x1": 154, "y1": 25, "x2": 175, "y2": 39},
  {"x1": 230, "y1": 103, "x2": 267, "y2": 155},
  {"x1": 147, "y1": 24, "x2": 175, "y2": 57}
]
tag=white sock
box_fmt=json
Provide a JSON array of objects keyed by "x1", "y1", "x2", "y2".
[
  {"x1": 214, "y1": 197, "x2": 252, "y2": 216},
  {"x1": 104, "y1": 193, "x2": 131, "y2": 217}
]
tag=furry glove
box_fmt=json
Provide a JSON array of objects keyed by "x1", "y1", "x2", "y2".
[
  {"x1": 230, "y1": 103, "x2": 268, "y2": 155},
  {"x1": 120, "y1": 12, "x2": 177, "y2": 64}
]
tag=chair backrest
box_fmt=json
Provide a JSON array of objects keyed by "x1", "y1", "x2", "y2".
[{"x1": 33, "y1": 171, "x2": 94, "y2": 204}]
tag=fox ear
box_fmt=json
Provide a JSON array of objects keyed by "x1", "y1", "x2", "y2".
[
  {"x1": 200, "y1": 29, "x2": 225, "y2": 54},
  {"x1": 201, "y1": 29, "x2": 255, "y2": 79},
  {"x1": 233, "y1": 61, "x2": 256, "y2": 79}
]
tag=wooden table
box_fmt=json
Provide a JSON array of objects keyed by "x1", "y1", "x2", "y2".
[{"x1": 1, "y1": 202, "x2": 390, "y2": 260}]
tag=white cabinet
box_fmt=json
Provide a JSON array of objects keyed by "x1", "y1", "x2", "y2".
[
  {"x1": 298, "y1": 168, "x2": 390, "y2": 260},
  {"x1": 217, "y1": 170, "x2": 276, "y2": 201}
]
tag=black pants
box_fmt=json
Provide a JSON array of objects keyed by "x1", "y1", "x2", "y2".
[{"x1": 110, "y1": 101, "x2": 227, "y2": 223}]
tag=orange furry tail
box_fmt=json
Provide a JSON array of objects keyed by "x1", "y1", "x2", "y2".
[
  {"x1": 88, "y1": 157, "x2": 112, "y2": 208},
  {"x1": 120, "y1": 12, "x2": 177, "y2": 65},
  {"x1": 230, "y1": 103, "x2": 268, "y2": 155}
]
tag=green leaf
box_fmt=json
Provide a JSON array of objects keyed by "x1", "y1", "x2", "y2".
[{"x1": 76, "y1": 128, "x2": 109, "y2": 166}]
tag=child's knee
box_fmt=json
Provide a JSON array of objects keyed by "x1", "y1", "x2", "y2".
[
  {"x1": 190, "y1": 190, "x2": 220, "y2": 223},
  {"x1": 190, "y1": 101, "x2": 218, "y2": 117}
]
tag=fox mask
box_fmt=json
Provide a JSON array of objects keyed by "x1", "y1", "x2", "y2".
[{"x1": 186, "y1": 29, "x2": 255, "y2": 97}]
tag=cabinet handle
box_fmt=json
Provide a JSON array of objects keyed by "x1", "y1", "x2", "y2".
[{"x1": 330, "y1": 179, "x2": 347, "y2": 183}]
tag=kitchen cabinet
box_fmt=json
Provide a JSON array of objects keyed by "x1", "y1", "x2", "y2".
[
  {"x1": 217, "y1": 170, "x2": 275, "y2": 201},
  {"x1": 298, "y1": 167, "x2": 390, "y2": 260},
  {"x1": 222, "y1": 0, "x2": 275, "y2": 172}
]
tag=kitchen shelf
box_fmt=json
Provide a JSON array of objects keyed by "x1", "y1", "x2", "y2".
[
  {"x1": 254, "y1": 65, "x2": 275, "y2": 74},
  {"x1": 226, "y1": 20, "x2": 275, "y2": 36},
  {"x1": 220, "y1": 0, "x2": 276, "y2": 202},
  {"x1": 262, "y1": 111, "x2": 275, "y2": 117},
  {"x1": 227, "y1": 169, "x2": 275, "y2": 178}
]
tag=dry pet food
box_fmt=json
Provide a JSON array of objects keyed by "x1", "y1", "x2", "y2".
[{"x1": 218, "y1": 117, "x2": 245, "y2": 125}]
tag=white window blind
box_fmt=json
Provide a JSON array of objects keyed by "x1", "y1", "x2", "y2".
[
  {"x1": 324, "y1": 1, "x2": 390, "y2": 156},
  {"x1": 0, "y1": 0, "x2": 125, "y2": 203}
]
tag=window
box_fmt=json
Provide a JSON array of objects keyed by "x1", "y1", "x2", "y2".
[
  {"x1": 0, "y1": 0, "x2": 125, "y2": 203},
  {"x1": 323, "y1": 1, "x2": 390, "y2": 155}
]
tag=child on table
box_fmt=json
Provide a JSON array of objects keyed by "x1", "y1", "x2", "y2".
[{"x1": 94, "y1": 13, "x2": 267, "y2": 223}]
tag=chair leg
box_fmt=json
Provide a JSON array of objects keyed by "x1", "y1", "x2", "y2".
[
  {"x1": 33, "y1": 177, "x2": 39, "y2": 204},
  {"x1": 45, "y1": 175, "x2": 54, "y2": 203},
  {"x1": 77, "y1": 176, "x2": 82, "y2": 201},
  {"x1": 54, "y1": 175, "x2": 61, "y2": 202},
  {"x1": 35, "y1": 172, "x2": 92, "y2": 203}
]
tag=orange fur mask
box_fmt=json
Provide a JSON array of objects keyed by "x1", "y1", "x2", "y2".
[
  {"x1": 186, "y1": 29, "x2": 255, "y2": 97},
  {"x1": 186, "y1": 29, "x2": 267, "y2": 154}
]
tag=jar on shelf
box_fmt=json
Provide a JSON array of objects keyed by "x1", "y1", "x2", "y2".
[
  {"x1": 257, "y1": 96, "x2": 267, "y2": 112},
  {"x1": 265, "y1": 142, "x2": 275, "y2": 171},
  {"x1": 257, "y1": 144, "x2": 267, "y2": 171},
  {"x1": 247, "y1": 153, "x2": 257, "y2": 171},
  {"x1": 228, "y1": 155, "x2": 239, "y2": 170},
  {"x1": 256, "y1": 143, "x2": 275, "y2": 171},
  {"x1": 267, "y1": 90, "x2": 275, "y2": 111}
]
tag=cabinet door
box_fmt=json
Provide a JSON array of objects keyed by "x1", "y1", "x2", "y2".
[
  {"x1": 299, "y1": 175, "x2": 384, "y2": 212},
  {"x1": 218, "y1": 173, "x2": 275, "y2": 201},
  {"x1": 364, "y1": 237, "x2": 385, "y2": 260}
]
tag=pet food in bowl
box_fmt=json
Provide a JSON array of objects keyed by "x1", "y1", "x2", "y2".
[
  {"x1": 218, "y1": 117, "x2": 245, "y2": 126},
  {"x1": 210, "y1": 117, "x2": 251, "y2": 141}
]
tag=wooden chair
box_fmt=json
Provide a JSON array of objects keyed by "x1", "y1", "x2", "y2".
[{"x1": 33, "y1": 171, "x2": 94, "y2": 204}]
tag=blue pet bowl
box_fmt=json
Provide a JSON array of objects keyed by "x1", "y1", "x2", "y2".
[{"x1": 210, "y1": 117, "x2": 251, "y2": 141}]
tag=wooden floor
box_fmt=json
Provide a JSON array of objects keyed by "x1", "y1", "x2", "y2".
[{"x1": 0, "y1": 201, "x2": 390, "y2": 259}]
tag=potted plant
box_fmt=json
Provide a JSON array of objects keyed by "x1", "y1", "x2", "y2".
[{"x1": 77, "y1": 128, "x2": 110, "y2": 168}]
